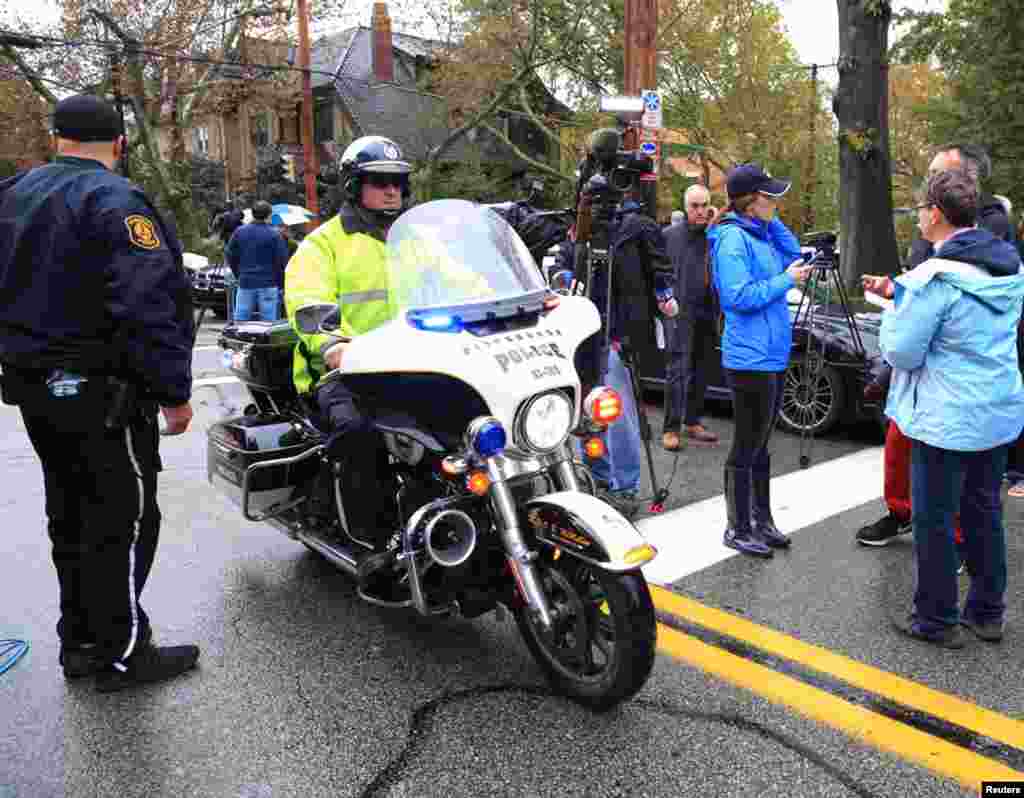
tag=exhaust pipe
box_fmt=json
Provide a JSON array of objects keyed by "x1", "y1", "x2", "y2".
[
  {"x1": 424, "y1": 509, "x2": 477, "y2": 568},
  {"x1": 295, "y1": 529, "x2": 359, "y2": 577}
]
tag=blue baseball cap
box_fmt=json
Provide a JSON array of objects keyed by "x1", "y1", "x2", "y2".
[{"x1": 726, "y1": 162, "x2": 791, "y2": 199}]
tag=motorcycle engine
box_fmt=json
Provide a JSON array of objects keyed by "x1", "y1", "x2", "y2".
[{"x1": 383, "y1": 432, "x2": 426, "y2": 466}]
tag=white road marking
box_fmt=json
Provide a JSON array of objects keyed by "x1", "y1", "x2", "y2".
[
  {"x1": 639, "y1": 445, "x2": 884, "y2": 585},
  {"x1": 193, "y1": 376, "x2": 240, "y2": 387},
  {"x1": 193, "y1": 346, "x2": 224, "y2": 353}
]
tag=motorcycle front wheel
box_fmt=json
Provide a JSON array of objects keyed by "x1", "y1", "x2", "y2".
[{"x1": 514, "y1": 556, "x2": 656, "y2": 711}]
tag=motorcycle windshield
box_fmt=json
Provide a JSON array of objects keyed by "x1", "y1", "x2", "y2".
[{"x1": 385, "y1": 199, "x2": 548, "y2": 320}]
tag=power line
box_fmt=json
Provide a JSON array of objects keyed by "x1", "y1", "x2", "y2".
[{"x1": 0, "y1": 28, "x2": 343, "y2": 82}]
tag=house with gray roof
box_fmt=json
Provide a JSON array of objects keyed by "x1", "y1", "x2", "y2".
[
  {"x1": 309, "y1": 2, "x2": 569, "y2": 174},
  {"x1": 166, "y1": 2, "x2": 569, "y2": 202}
]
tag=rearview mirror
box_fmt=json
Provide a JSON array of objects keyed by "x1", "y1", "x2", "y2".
[{"x1": 295, "y1": 303, "x2": 341, "y2": 334}]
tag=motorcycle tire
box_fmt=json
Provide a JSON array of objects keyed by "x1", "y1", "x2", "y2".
[{"x1": 514, "y1": 557, "x2": 656, "y2": 712}]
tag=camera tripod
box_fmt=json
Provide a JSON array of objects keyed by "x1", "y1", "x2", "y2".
[
  {"x1": 789, "y1": 246, "x2": 866, "y2": 468},
  {"x1": 582, "y1": 247, "x2": 675, "y2": 513}
]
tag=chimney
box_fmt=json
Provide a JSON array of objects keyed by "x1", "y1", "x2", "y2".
[{"x1": 371, "y1": 2, "x2": 394, "y2": 83}]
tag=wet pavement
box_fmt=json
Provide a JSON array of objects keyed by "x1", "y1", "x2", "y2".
[{"x1": 1, "y1": 315, "x2": 1020, "y2": 797}]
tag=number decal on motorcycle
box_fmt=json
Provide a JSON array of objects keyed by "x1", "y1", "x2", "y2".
[{"x1": 531, "y1": 364, "x2": 561, "y2": 380}]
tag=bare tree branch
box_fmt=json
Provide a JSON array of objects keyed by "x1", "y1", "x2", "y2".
[
  {"x1": 480, "y1": 120, "x2": 572, "y2": 183},
  {"x1": 0, "y1": 45, "x2": 58, "y2": 104}
]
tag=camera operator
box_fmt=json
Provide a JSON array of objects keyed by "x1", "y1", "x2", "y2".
[
  {"x1": 709, "y1": 163, "x2": 811, "y2": 558},
  {"x1": 556, "y1": 128, "x2": 675, "y2": 515}
]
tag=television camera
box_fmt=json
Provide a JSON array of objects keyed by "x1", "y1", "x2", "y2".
[
  {"x1": 570, "y1": 128, "x2": 672, "y2": 512},
  {"x1": 576, "y1": 129, "x2": 655, "y2": 247},
  {"x1": 803, "y1": 230, "x2": 838, "y2": 264}
]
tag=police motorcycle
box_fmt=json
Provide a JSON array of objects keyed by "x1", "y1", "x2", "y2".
[{"x1": 207, "y1": 199, "x2": 658, "y2": 710}]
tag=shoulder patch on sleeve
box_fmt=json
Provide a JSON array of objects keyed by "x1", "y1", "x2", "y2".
[{"x1": 125, "y1": 214, "x2": 161, "y2": 250}]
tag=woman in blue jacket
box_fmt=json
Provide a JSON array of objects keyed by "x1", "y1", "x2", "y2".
[{"x1": 709, "y1": 164, "x2": 811, "y2": 557}]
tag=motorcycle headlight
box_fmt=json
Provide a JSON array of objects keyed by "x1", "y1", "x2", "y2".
[{"x1": 515, "y1": 391, "x2": 573, "y2": 453}]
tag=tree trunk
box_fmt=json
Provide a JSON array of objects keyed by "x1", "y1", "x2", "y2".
[{"x1": 834, "y1": 0, "x2": 899, "y2": 285}]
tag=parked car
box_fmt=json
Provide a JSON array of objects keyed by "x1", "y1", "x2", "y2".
[
  {"x1": 632, "y1": 291, "x2": 886, "y2": 436},
  {"x1": 528, "y1": 222, "x2": 885, "y2": 437},
  {"x1": 184, "y1": 253, "x2": 232, "y2": 320}
]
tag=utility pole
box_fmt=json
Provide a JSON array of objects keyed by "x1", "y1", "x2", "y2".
[
  {"x1": 802, "y1": 63, "x2": 819, "y2": 231},
  {"x1": 622, "y1": 0, "x2": 658, "y2": 147},
  {"x1": 296, "y1": 0, "x2": 320, "y2": 227},
  {"x1": 622, "y1": 0, "x2": 658, "y2": 216}
]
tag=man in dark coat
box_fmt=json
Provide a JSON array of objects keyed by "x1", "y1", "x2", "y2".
[
  {"x1": 661, "y1": 184, "x2": 721, "y2": 451},
  {"x1": 555, "y1": 184, "x2": 673, "y2": 513}
]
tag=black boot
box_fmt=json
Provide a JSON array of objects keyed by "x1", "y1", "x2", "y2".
[
  {"x1": 723, "y1": 466, "x2": 772, "y2": 558},
  {"x1": 752, "y1": 461, "x2": 790, "y2": 548}
]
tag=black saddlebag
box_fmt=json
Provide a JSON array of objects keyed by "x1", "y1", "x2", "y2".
[
  {"x1": 207, "y1": 414, "x2": 323, "y2": 521},
  {"x1": 220, "y1": 321, "x2": 298, "y2": 395}
]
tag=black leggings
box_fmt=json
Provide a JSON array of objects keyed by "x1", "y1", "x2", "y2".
[{"x1": 725, "y1": 370, "x2": 784, "y2": 471}]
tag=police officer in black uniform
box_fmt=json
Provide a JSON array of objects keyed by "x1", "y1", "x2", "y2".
[{"x1": 0, "y1": 95, "x2": 199, "y2": 692}]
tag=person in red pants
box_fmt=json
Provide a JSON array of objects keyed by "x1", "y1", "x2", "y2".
[
  {"x1": 857, "y1": 142, "x2": 1010, "y2": 547},
  {"x1": 858, "y1": 417, "x2": 962, "y2": 547}
]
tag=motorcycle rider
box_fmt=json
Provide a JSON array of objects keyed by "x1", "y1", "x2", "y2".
[{"x1": 284, "y1": 135, "x2": 412, "y2": 590}]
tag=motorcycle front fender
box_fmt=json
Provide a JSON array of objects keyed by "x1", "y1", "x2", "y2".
[{"x1": 522, "y1": 491, "x2": 657, "y2": 572}]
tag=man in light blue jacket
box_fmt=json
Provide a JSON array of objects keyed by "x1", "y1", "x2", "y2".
[{"x1": 881, "y1": 169, "x2": 1024, "y2": 648}]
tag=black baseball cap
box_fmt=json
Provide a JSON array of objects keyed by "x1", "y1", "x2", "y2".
[
  {"x1": 726, "y1": 162, "x2": 791, "y2": 199},
  {"x1": 52, "y1": 94, "x2": 123, "y2": 142}
]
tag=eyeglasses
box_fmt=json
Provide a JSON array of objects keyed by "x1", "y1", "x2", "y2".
[{"x1": 365, "y1": 173, "x2": 407, "y2": 189}]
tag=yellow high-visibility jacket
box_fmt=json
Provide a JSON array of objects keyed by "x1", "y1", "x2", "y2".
[
  {"x1": 285, "y1": 203, "x2": 495, "y2": 394},
  {"x1": 284, "y1": 205, "x2": 393, "y2": 394}
]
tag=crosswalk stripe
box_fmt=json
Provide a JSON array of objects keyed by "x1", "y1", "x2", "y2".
[{"x1": 640, "y1": 445, "x2": 885, "y2": 584}]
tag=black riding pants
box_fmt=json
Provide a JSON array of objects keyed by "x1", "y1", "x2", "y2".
[
  {"x1": 315, "y1": 378, "x2": 394, "y2": 548},
  {"x1": 725, "y1": 369, "x2": 784, "y2": 471},
  {"x1": 12, "y1": 374, "x2": 161, "y2": 666}
]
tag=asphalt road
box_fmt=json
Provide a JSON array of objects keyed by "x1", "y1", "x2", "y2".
[{"x1": 2, "y1": 316, "x2": 1020, "y2": 797}]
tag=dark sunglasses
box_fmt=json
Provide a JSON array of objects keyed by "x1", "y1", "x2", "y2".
[{"x1": 365, "y1": 173, "x2": 407, "y2": 189}]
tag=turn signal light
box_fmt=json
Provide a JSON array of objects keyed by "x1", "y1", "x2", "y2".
[
  {"x1": 585, "y1": 387, "x2": 623, "y2": 425},
  {"x1": 623, "y1": 543, "x2": 658, "y2": 566},
  {"x1": 583, "y1": 437, "x2": 605, "y2": 459},
  {"x1": 467, "y1": 470, "x2": 491, "y2": 496}
]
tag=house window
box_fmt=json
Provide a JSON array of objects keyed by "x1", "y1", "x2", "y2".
[
  {"x1": 192, "y1": 126, "x2": 210, "y2": 156},
  {"x1": 314, "y1": 101, "x2": 333, "y2": 144},
  {"x1": 250, "y1": 110, "x2": 270, "y2": 148}
]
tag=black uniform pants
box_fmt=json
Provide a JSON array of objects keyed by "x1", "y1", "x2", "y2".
[
  {"x1": 664, "y1": 317, "x2": 716, "y2": 432},
  {"x1": 315, "y1": 378, "x2": 395, "y2": 549},
  {"x1": 13, "y1": 375, "x2": 161, "y2": 666}
]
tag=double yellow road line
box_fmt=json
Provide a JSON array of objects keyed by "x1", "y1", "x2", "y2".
[{"x1": 651, "y1": 585, "x2": 1024, "y2": 791}]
